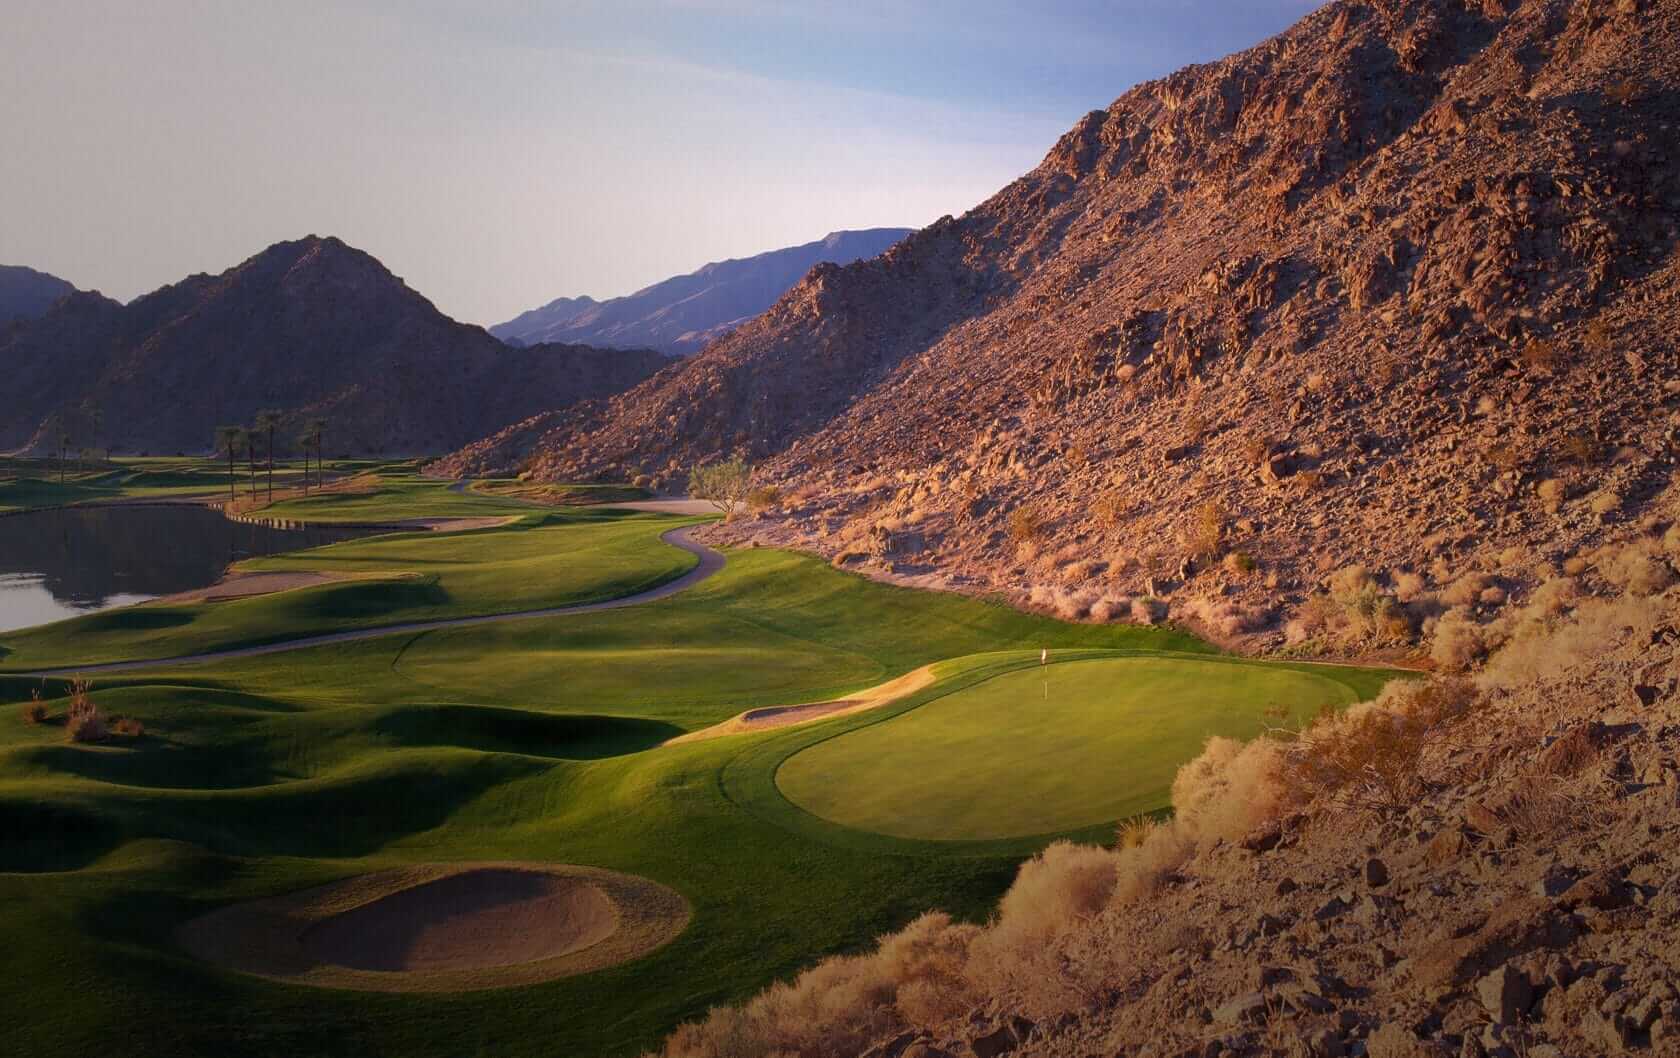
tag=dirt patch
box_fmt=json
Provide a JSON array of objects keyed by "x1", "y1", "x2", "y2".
[
  {"x1": 669, "y1": 665, "x2": 937, "y2": 744},
  {"x1": 178, "y1": 862, "x2": 689, "y2": 992}
]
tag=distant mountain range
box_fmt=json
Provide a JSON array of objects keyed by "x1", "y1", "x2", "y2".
[
  {"x1": 0, "y1": 237, "x2": 672, "y2": 457},
  {"x1": 0, "y1": 265, "x2": 78, "y2": 327},
  {"x1": 491, "y1": 228, "x2": 913, "y2": 355}
]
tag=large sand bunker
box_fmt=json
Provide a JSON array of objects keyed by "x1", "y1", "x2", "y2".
[{"x1": 178, "y1": 862, "x2": 689, "y2": 992}]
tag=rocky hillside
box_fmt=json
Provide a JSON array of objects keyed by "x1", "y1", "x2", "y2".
[
  {"x1": 490, "y1": 228, "x2": 913, "y2": 355},
  {"x1": 0, "y1": 265, "x2": 76, "y2": 327},
  {"x1": 440, "y1": 0, "x2": 1678, "y2": 651},
  {"x1": 0, "y1": 237, "x2": 671, "y2": 456}
]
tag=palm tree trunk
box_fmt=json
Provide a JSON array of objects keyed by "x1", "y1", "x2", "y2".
[
  {"x1": 266, "y1": 425, "x2": 275, "y2": 502},
  {"x1": 227, "y1": 446, "x2": 235, "y2": 501}
]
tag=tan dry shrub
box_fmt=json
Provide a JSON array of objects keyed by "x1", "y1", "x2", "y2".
[
  {"x1": 1441, "y1": 572, "x2": 1492, "y2": 607},
  {"x1": 23, "y1": 689, "x2": 47, "y2": 725},
  {"x1": 65, "y1": 679, "x2": 106, "y2": 744},
  {"x1": 1015, "y1": 540, "x2": 1041, "y2": 564},
  {"x1": 1008, "y1": 507, "x2": 1044, "y2": 542},
  {"x1": 112, "y1": 717, "x2": 145, "y2": 738},
  {"x1": 1601, "y1": 541, "x2": 1677, "y2": 596},
  {"x1": 1223, "y1": 551, "x2": 1258, "y2": 577},
  {"x1": 1562, "y1": 554, "x2": 1590, "y2": 576},
  {"x1": 1430, "y1": 607, "x2": 1485, "y2": 673},
  {"x1": 1089, "y1": 596, "x2": 1131, "y2": 623},
  {"x1": 1130, "y1": 598, "x2": 1163, "y2": 625},
  {"x1": 1392, "y1": 570, "x2": 1426, "y2": 602},
  {"x1": 1664, "y1": 524, "x2": 1680, "y2": 554},
  {"x1": 1092, "y1": 491, "x2": 1128, "y2": 527},
  {"x1": 1479, "y1": 593, "x2": 1663, "y2": 692},
  {"x1": 1061, "y1": 559, "x2": 1103, "y2": 584},
  {"x1": 1537, "y1": 478, "x2": 1566, "y2": 511},
  {"x1": 1478, "y1": 586, "x2": 1507, "y2": 607},
  {"x1": 1281, "y1": 679, "x2": 1473, "y2": 814},
  {"x1": 1590, "y1": 491, "x2": 1620, "y2": 516},
  {"x1": 1191, "y1": 501, "x2": 1225, "y2": 557},
  {"x1": 1562, "y1": 434, "x2": 1601, "y2": 466},
  {"x1": 1171, "y1": 735, "x2": 1289, "y2": 846}
]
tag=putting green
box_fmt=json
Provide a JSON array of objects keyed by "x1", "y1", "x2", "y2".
[{"x1": 777, "y1": 655, "x2": 1364, "y2": 841}]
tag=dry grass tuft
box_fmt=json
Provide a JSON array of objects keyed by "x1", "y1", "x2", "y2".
[{"x1": 64, "y1": 678, "x2": 107, "y2": 744}]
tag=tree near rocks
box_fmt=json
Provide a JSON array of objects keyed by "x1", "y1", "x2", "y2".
[{"x1": 689, "y1": 456, "x2": 753, "y2": 517}]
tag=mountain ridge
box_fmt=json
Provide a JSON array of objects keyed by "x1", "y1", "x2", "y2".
[
  {"x1": 0, "y1": 264, "x2": 79, "y2": 328},
  {"x1": 490, "y1": 227, "x2": 914, "y2": 355},
  {"x1": 0, "y1": 236, "x2": 671, "y2": 456}
]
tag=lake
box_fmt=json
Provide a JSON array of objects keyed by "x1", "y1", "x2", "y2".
[{"x1": 0, "y1": 505, "x2": 378, "y2": 633}]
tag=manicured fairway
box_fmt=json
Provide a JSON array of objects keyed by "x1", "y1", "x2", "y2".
[
  {"x1": 0, "y1": 466, "x2": 1404, "y2": 1058},
  {"x1": 777, "y1": 654, "x2": 1369, "y2": 840}
]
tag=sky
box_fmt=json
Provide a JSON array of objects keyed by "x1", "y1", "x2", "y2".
[{"x1": 1, "y1": 1, "x2": 1321, "y2": 326}]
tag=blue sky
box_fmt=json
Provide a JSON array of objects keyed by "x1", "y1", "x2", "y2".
[{"x1": 2, "y1": 1, "x2": 1320, "y2": 324}]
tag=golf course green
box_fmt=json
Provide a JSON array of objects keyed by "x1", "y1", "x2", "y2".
[
  {"x1": 0, "y1": 460, "x2": 1405, "y2": 1057},
  {"x1": 777, "y1": 654, "x2": 1369, "y2": 840}
]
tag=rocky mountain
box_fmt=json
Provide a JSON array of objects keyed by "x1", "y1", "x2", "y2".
[
  {"x1": 439, "y1": 0, "x2": 1678, "y2": 650},
  {"x1": 0, "y1": 265, "x2": 77, "y2": 327},
  {"x1": 490, "y1": 228, "x2": 913, "y2": 355},
  {"x1": 0, "y1": 236, "x2": 672, "y2": 456}
]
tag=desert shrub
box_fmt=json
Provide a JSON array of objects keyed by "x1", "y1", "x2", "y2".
[
  {"x1": 65, "y1": 679, "x2": 107, "y2": 744},
  {"x1": 745, "y1": 485, "x2": 782, "y2": 513},
  {"x1": 1129, "y1": 597, "x2": 1163, "y2": 625},
  {"x1": 1392, "y1": 570, "x2": 1426, "y2": 602},
  {"x1": 1520, "y1": 338, "x2": 1561, "y2": 373},
  {"x1": 1008, "y1": 507, "x2": 1043, "y2": 542},
  {"x1": 1441, "y1": 572, "x2": 1492, "y2": 607},
  {"x1": 1294, "y1": 469, "x2": 1322, "y2": 491},
  {"x1": 1190, "y1": 501, "x2": 1225, "y2": 557},
  {"x1": 1223, "y1": 551, "x2": 1257, "y2": 576},
  {"x1": 1281, "y1": 678, "x2": 1474, "y2": 813},
  {"x1": 1562, "y1": 554, "x2": 1589, "y2": 576},
  {"x1": 1088, "y1": 596, "x2": 1131, "y2": 622},
  {"x1": 1240, "y1": 434, "x2": 1272, "y2": 465},
  {"x1": 1601, "y1": 540, "x2": 1677, "y2": 596},
  {"x1": 1584, "y1": 318, "x2": 1613, "y2": 352},
  {"x1": 22, "y1": 692, "x2": 47, "y2": 725},
  {"x1": 1429, "y1": 607, "x2": 1485, "y2": 672},
  {"x1": 1478, "y1": 585, "x2": 1507, "y2": 607},
  {"x1": 1590, "y1": 490, "x2": 1621, "y2": 516},
  {"x1": 112, "y1": 717, "x2": 145, "y2": 738},
  {"x1": 689, "y1": 457, "x2": 754, "y2": 516},
  {"x1": 1480, "y1": 593, "x2": 1661, "y2": 692},
  {"x1": 1561, "y1": 434, "x2": 1600, "y2": 466},
  {"x1": 1092, "y1": 492, "x2": 1128, "y2": 527},
  {"x1": 1014, "y1": 540, "x2": 1040, "y2": 564},
  {"x1": 632, "y1": 474, "x2": 654, "y2": 489},
  {"x1": 1484, "y1": 443, "x2": 1523, "y2": 471},
  {"x1": 1537, "y1": 478, "x2": 1565, "y2": 510}
]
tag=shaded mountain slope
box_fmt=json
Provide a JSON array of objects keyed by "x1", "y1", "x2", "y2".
[
  {"x1": 0, "y1": 265, "x2": 78, "y2": 327},
  {"x1": 0, "y1": 237, "x2": 671, "y2": 456}
]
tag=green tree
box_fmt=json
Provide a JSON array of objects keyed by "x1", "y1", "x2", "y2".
[
  {"x1": 689, "y1": 456, "x2": 753, "y2": 517},
  {"x1": 215, "y1": 426, "x2": 244, "y2": 502}
]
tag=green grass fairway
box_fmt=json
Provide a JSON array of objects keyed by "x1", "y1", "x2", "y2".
[
  {"x1": 0, "y1": 464, "x2": 1405, "y2": 1057},
  {"x1": 0, "y1": 508, "x2": 698, "y2": 668},
  {"x1": 777, "y1": 655, "x2": 1374, "y2": 840}
]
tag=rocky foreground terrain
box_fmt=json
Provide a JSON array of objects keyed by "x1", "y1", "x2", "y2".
[
  {"x1": 0, "y1": 237, "x2": 671, "y2": 456},
  {"x1": 439, "y1": 0, "x2": 1679, "y2": 664},
  {"x1": 656, "y1": 500, "x2": 1680, "y2": 1057}
]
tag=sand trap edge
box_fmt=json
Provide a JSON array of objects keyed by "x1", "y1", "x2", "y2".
[{"x1": 177, "y1": 861, "x2": 690, "y2": 993}]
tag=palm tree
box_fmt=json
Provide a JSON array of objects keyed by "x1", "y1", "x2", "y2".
[
  {"x1": 308, "y1": 418, "x2": 328, "y2": 489},
  {"x1": 255, "y1": 409, "x2": 282, "y2": 502},
  {"x1": 215, "y1": 426, "x2": 244, "y2": 502},
  {"x1": 58, "y1": 422, "x2": 73, "y2": 484},
  {"x1": 296, "y1": 431, "x2": 315, "y2": 493}
]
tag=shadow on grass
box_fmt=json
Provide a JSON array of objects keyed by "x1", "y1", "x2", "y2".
[
  {"x1": 371, "y1": 705, "x2": 681, "y2": 760},
  {"x1": 78, "y1": 609, "x2": 195, "y2": 634}
]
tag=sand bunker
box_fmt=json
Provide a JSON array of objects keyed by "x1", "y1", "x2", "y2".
[
  {"x1": 178, "y1": 862, "x2": 688, "y2": 992},
  {"x1": 669, "y1": 665, "x2": 937, "y2": 744}
]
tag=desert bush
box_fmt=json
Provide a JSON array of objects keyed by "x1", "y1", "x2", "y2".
[
  {"x1": 1562, "y1": 554, "x2": 1589, "y2": 576},
  {"x1": 112, "y1": 717, "x2": 145, "y2": 738},
  {"x1": 1088, "y1": 596, "x2": 1131, "y2": 623},
  {"x1": 1520, "y1": 338, "x2": 1561, "y2": 373},
  {"x1": 745, "y1": 485, "x2": 782, "y2": 513},
  {"x1": 1584, "y1": 318, "x2": 1613, "y2": 352},
  {"x1": 1440, "y1": 572, "x2": 1492, "y2": 607},
  {"x1": 1280, "y1": 678, "x2": 1474, "y2": 814},
  {"x1": 65, "y1": 679, "x2": 107, "y2": 744},
  {"x1": 1478, "y1": 585, "x2": 1507, "y2": 607},
  {"x1": 1480, "y1": 592, "x2": 1662, "y2": 692},
  {"x1": 1600, "y1": 540, "x2": 1677, "y2": 596},
  {"x1": 632, "y1": 474, "x2": 654, "y2": 489},
  {"x1": 1294, "y1": 469, "x2": 1322, "y2": 491},
  {"x1": 1391, "y1": 570, "x2": 1426, "y2": 602},
  {"x1": 1240, "y1": 434, "x2": 1272, "y2": 465},
  {"x1": 1008, "y1": 507, "x2": 1043, "y2": 542},
  {"x1": 22, "y1": 691, "x2": 47, "y2": 725},
  {"x1": 1484, "y1": 443, "x2": 1523, "y2": 471},
  {"x1": 689, "y1": 457, "x2": 754, "y2": 516},
  {"x1": 1561, "y1": 434, "x2": 1600, "y2": 466},
  {"x1": 1223, "y1": 551, "x2": 1257, "y2": 577},
  {"x1": 1537, "y1": 478, "x2": 1565, "y2": 511},
  {"x1": 1129, "y1": 597, "x2": 1163, "y2": 625},
  {"x1": 1429, "y1": 607, "x2": 1485, "y2": 672},
  {"x1": 1190, "y1": 501, "x2": 1225, "y2": 557},
  {"x1": 1014, "y1": 540, "x2": 1040, "y2": 564},
  {"x1": 1092, "y1": 491, "x2": 1128, "y2": 527}
]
